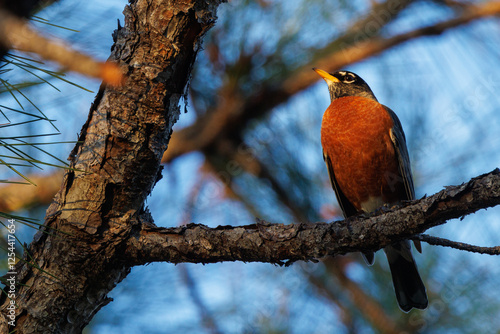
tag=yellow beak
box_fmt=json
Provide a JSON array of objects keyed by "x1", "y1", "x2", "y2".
[{"x1": 313, "y1": 68, "x2": 340, "y2": 83}]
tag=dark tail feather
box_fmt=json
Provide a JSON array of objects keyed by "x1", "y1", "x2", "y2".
[
  {"x1": 362, "y1": 251, "x2": 375, "y2": 265},
  {"x1": 385, "y1": 242, "x2": 428, "y2": 312}
]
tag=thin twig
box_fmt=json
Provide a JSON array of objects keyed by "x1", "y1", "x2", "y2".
[{"x1": 415, "y1": 234, "x2": 500, "y2": 255}]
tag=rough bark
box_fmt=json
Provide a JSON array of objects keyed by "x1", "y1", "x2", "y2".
[
  {"x1": 0, "y1": 0, "x2": 222, "y2": 333},
  {"x1": 126, "y1": 169, "x2": 500, "y2": 265}
]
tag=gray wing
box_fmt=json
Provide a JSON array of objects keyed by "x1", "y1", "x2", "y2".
[
  {"x1": 323, "y1": 150, "x2": 375, "y2": 264},
  {"x1": 385, "y1": 106, "x2": 415, "y2": 201},
  {"x1": 385, "y1": 106, "x2": 421, "y2": 252},
  {"x1": 323, "y1": 150, "x2": 358, "y2": 217}
]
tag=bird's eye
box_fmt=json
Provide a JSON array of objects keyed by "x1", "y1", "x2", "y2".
[{"x1": 343, "y1": 74, "x2": 356, "y2": 83}]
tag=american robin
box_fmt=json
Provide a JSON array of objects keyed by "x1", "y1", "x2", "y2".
[{"x1": 313, "y1": 68, "x2": 428, "y2": 312}]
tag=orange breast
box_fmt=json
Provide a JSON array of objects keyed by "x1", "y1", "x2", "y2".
[{"x1": 321, "y1": 96, "x2": 403, "y2": 211}]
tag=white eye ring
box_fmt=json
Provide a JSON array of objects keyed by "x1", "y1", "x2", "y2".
[{"x1": 343, "y1": 74, "x2": 356, "y2": 83}]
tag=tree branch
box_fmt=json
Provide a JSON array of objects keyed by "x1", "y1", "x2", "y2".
[
  {"x1": 0, "y1": 9, "x2": 123, "y2": 85},
  {"x1": 0, "y1": 0, "x2": 56, "y2": 59},
  {"x1": 0, "y1": 171, "x2": 63, "y2": 212},
  {"x1": 126, "y1": 169, "x2": 500, "y2": 265},
  {"x1": 415, "y1": 234, "x2": 500, "y2": 255},
  {"x1": 312, "y1": 1, "x2": 500, "y2": 76}
]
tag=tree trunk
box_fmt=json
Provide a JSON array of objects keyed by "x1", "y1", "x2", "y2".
[{"x1": 0, "y1": 0, "x2": 222, "y2": 332}]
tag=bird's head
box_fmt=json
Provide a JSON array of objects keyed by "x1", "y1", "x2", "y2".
[{"x1": 313, "y1": 68, "x2": 377, "y2": 102}]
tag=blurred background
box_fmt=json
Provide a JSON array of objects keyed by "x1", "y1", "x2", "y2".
[{"x1": 1, "y1": 0, "x2": 500, "y2": 333}]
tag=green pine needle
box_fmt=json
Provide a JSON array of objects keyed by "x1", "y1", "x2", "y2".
[{"x1": 31, "y1": 15, "x2": 80, "y2": 33}]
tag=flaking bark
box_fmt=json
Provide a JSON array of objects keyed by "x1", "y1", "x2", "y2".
[{"x1": 0, "y1": 0, "x2": 222, "y2": 333}]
